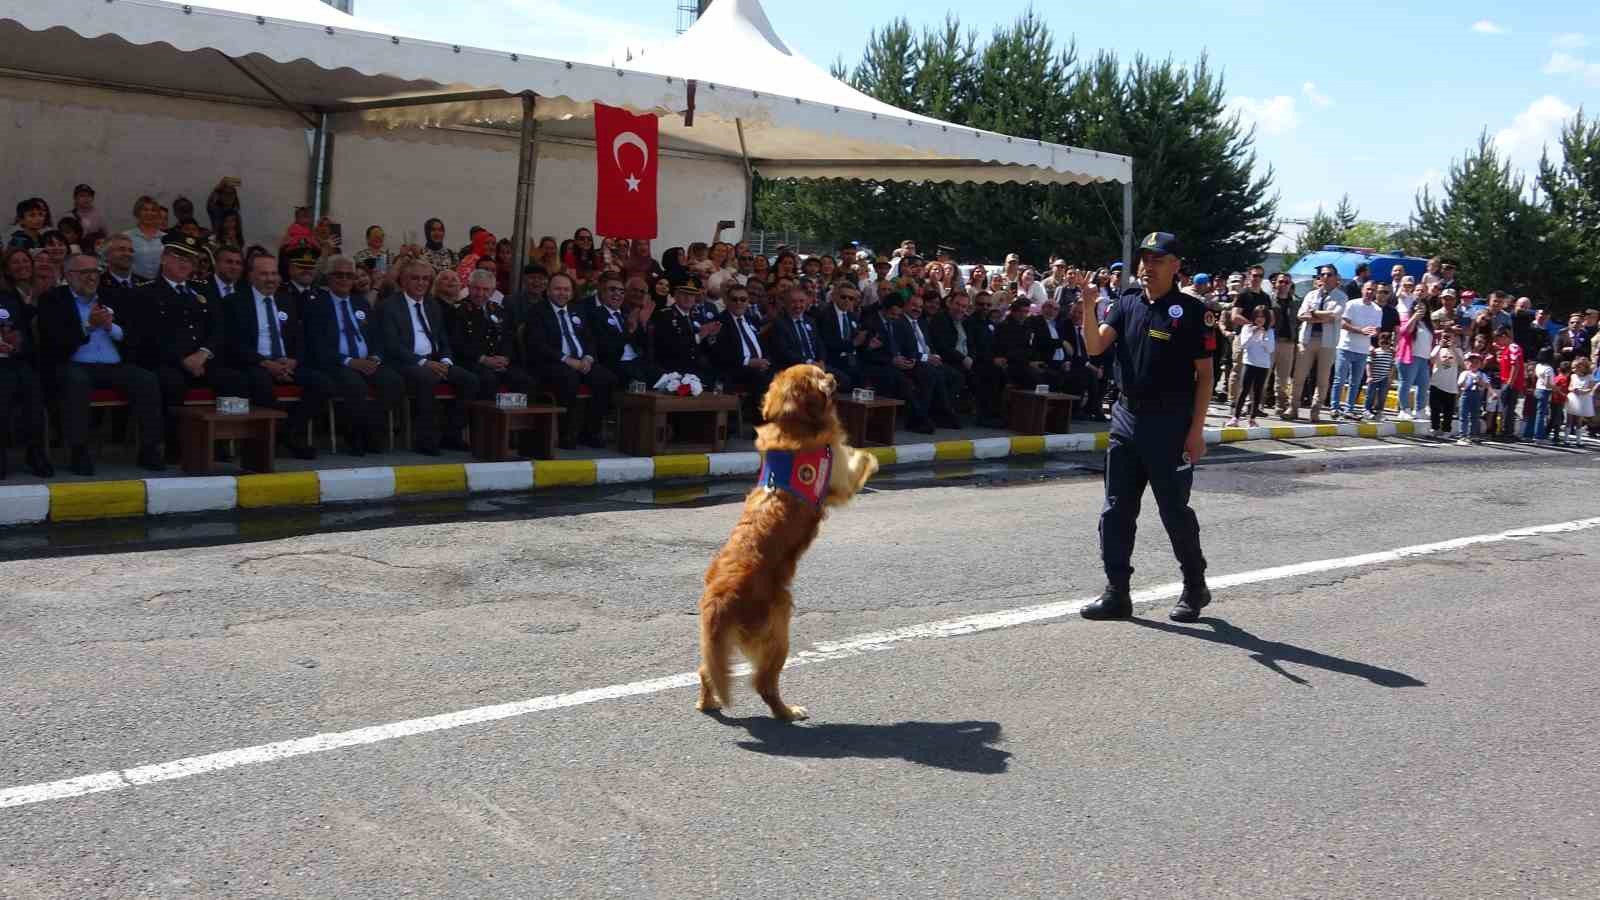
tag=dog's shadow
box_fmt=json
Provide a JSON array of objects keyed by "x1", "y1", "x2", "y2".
[{"x1": 708, "y1": 713, "x2": 1011, "y2": 774}]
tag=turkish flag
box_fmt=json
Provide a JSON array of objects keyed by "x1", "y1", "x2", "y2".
[{"x1": 594, "y1": 103, "x2": 659, "y2": 239}]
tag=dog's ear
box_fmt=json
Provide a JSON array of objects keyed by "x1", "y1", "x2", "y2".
[{"x1": 761, "y1": 368, "x2": 798, "y2": 422}]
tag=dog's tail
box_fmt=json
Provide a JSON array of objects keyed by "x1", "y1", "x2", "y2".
[{"x1": 699, "y1": 606, "x2": 735, "y2": 707}]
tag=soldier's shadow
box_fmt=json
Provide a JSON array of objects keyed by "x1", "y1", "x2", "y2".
[
  {"x1": 1130, "y1": 617, "x2": 1426, "y2": 688},
  {"x1": 709, "y1": 713, "x2": 1011, "y2": 774}
]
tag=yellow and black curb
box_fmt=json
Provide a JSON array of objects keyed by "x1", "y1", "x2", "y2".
[{"x1": 0, "y1": 421, "x2": 1418, "y2": 527}]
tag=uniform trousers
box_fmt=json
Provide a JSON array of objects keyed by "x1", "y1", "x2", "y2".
[
  {"x1": 469, "y1": 362, "x2": 535, "y2": 400},
  {"x1": 55, "y1": 362, "x2": 163, "y2": 449},
  {"x1": 0, "y1": 359, "x2": 47, "y2": 450},
  {"x1": 1099, "y1": 402, "x2": 1207, "y2": 589},
  {"x1": 156, "y1": 361, "x2": 245, "y2": 451}
]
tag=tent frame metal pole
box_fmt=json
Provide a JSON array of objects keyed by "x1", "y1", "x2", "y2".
[
  {"x1": 510, "y1": 93, "x2": 540, "y2": 283},
  {"x1": 735, "y1": 118, "x2": 755, "y2": 238},
  {"x1": 309, "y1": 112, "x2": 332, "y2": 221},
  {"x1": 1120, "y1": 176, "x2": 1134, "y2": 291}
]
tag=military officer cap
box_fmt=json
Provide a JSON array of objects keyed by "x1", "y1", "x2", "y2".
[
  {"x1": 1137, "y1": 232, "x2": 1181, "y2": 257},
  {"x1": 285, "y1": 240, "x2": 321, "y2": 270},
  {"x1": 672, "y1": 273, "x2": 705, "y2": 295},
  {"x1": 162, "y1": 233, "x2": 205, "y2": 259}
]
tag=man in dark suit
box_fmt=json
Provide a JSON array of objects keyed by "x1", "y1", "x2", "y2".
[
  {"x1": 222, "y1": 250, "x2": 329, "y2": 460},
  {"x1": 38, "y1": 253, "x2": 164, "y2": 474},
  {"x1": 900, "y1": 293, "x2": 962, "y2": 428},
  {"x1": 0, "y1": 284, "x2": 52, "y2": 476},
  {"x1": 203, "y1": 244, "x2": 244, "y2": 305},
  {"x1": 862, "y1": 293, "x2": 934, "y2": 433},
  {"x1": 992, "y1": 296, "x2": 1044, "y2": 390},
  {"x1": 380, "y1": 259, "x2": 480, "y2": 455},
  {"x1": 708, "y1": 283, "x2": 774, "y2": 399},
  {"x1": 930, "y1": 291, "x2": 1004, "y2": 427},
  {"x1": 129, "y1": 234, "x2": 245, "y2": 460},
  {"x1": 526, "y1": 271, "x2": 616, "y2": 449},
  {"x1": 1555, "y1": 312, "x2": 1590, "y2": 365},
  {"x1": 1027, "y1": 297, "x2": 1076, "y2": 395},
  {"x1": 589, "y1": 275, "x2": 661, "y2": 388},
  {"x1": 305, "y1": 255, "x2": 403, "y2": 456},
  {"x1": 769, "y1": 286, "x2": 852, "y2": 392},
  {"x1": 651, "y1": 275, "x2": 717, "y2": 382},
  {"x1": 815, "y1": 282, "x2": 875, "y2": 389},
  {"x1": 454, "y1": 268, "x2": 534, "y2": 399},
  {"x1": 1064, "y1": 296, "x2": 1106, "y2": 420}
]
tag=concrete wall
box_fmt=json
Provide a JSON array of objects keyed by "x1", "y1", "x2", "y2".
[
  {"x1": 328, "y1": 123, "x2": 747, "y2": 256},
  {"x1": 0, "y1": 76, "x2": 308, "y2": 244},
  {"x1": 0, "y1": 75, "x2": 747, "y2": 259}
]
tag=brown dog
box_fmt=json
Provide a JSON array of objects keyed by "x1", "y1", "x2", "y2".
[{"x1": 696, "y1": 364, "x2": 879, "y2": 720}]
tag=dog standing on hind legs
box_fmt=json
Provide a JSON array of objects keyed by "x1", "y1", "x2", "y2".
[{"x1": 696, "y1": 364, "x2": 878, "y2": 721}]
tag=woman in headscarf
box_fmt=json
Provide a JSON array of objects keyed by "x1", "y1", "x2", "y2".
[
  {"x1": 455, "y1": 229, "x2": 497, "y2": 284},
  {"x1": 420, "y1": 218, "x2": 457, "y2": 273}
]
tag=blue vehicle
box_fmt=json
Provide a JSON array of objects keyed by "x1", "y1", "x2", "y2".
[{"x1": 1287, "y1": 246, "x2": 1429, "y2": 298}]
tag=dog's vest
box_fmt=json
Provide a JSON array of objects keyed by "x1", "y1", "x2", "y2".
[{"x1": 757, "y1": 447, "x2": 833, "y2": 508}]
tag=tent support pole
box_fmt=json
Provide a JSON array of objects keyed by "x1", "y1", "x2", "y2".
[
  {"x1": 309, "y1": 112, "x2": 332, "y2": 221},
  {"x1": 510, "y1": 93, "x2": 540, "y2": 283},
  {"x1": 735, "y1": 118, "x2": 755, "y2": 238},
  {"x1": 1120, "y1": 177, "x2": 1134, "y2": 291}
]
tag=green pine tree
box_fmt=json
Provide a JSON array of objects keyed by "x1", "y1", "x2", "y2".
[{"x1": 1538, "y1": 108, "x2": 1599, "y2": 298}]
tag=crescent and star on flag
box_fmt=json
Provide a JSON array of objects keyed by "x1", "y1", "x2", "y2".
[{"x1": 613, "y1": 131, "x2": 649, "y2": 192}]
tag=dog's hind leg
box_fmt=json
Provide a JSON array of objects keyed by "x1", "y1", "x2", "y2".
[
  {"x1": 749, "y1": 603, "x2": 808, "y2": 722},
  {"x1": 697, "y1": 609, "x2": 732, "y2": 713}
]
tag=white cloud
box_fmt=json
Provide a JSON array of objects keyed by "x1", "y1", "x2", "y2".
[
  {"x1": 1551, "y1": 33, "x2": 1588, "y2": 50},
  {"x1": 1543, "y1": 51, "x2": 1600, "y2": 87},
  {"x1": 1226, "y1": 95, "x2": 1298, "y2": 135},
  {"x1": 1301, "y1": 82, "x2": 1333, "y2": 108},
  {"x1": 1492, "y1": 95, "x2": 1578, "y2": 174},
  {"x1": 1471, "y1": 20, "x2": 1505, "y2": 35}
]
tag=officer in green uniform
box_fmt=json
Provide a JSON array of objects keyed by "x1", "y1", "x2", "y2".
[{"x1": 1078, "y1": 232, "x2": 1216, "y2": 622}]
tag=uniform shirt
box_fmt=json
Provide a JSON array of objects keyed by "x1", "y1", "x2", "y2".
[{"x1": 1104, "y1": 285, "x2": 1213, "y2": 414}]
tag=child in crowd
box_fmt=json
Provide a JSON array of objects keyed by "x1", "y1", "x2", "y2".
[
  {"x1": 1225, "y1": 305, "x2": 1273, "y2": 428},
  {"x1": 1364, "y1": 332, "x2": 1396, "y2": 421},
  {"x1": 1527, "y1": 348, "x2": 1556, "y2": 442},
  {"x1": 1457, "y1": 353, "x2": 1489, "y2": 445},
  {"x1": 1429, "y1": 335, "x2": 1462, "y2": 437},
  {"x1": 1473, "y1": 333, "x2": 1501, "y2": 434},
  {"x1": 1566, "y1": 357, "x2": 1595, "y2": 442},
  {"x1": 1550, "y1": 362, "x2": 1570, "y2": 446}
]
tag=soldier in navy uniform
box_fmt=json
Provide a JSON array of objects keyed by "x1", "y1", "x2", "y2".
[
  {"x1": 650, "y1": 275, "x2": 717, "y2": 382},
  {"x1": 222, "y1": 249, "x2": 329, "y2": 460},
  {"x1": 1079, "y1": 232, "x2": 1215, "y2": 623},
  {"x1": 130, "y1": 234, "x2": 245, "y2": 459},
  {"x1": 525, "y1": 271, "x2": 615, "y2": 449},
  {"x1": 453, "y1": 268, "x2": 534, "y2": 399}
]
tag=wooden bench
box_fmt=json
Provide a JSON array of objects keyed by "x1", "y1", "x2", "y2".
[
  {"x1": 616, "y1": 391, "x2": 740, "y2": 456},
  {"x1": 468, "y1": 401, "x2": 563, "y2": 461},
  {"x1": 1007, "y1": 388, "x2": 1078, "y2": 435},
  {"x1": 173, "y1": 406, "x2": 288, "y2": 474},
  {"x1": 835, "y1": 396, "x2": 906, "y2": 447}
]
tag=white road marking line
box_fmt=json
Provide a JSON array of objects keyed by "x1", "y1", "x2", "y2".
[{"x1": 4, "y1": 515, "x2": 1599, "y2": 812}]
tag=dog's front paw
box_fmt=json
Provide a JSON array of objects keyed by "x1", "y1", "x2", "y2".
[
  {"x1": 695, "y1": 698, "x2": 722, "y2": 713},
  {"x1": 776, "y1": 705, "x2": 809, "y2": 722}
]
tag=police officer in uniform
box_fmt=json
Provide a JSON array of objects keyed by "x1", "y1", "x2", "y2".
[{"x1": 1078, "y1": 232, "x2": 1215, "y2": 623}]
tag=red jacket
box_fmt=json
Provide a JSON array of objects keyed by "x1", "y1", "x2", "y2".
[{"x1": 1498, "y1": 342, "x2": 1524, "y2": 389}]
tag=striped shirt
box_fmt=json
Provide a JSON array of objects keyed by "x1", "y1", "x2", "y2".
[{"x1": 1367, "y1": 348, "x2": 1395, "y2": 382}]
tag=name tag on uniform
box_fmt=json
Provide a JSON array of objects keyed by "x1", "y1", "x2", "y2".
[{"x1": 1149, "y1": 329, "x2": 1171, "y2": 341}]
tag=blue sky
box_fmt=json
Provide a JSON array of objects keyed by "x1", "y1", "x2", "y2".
[{"x1": 358, "y1": 0, "x2": 1599, "y2": 233}]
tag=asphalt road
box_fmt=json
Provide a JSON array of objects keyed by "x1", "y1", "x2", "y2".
[{"x1": 2, "y1": 441, "x2": 1598, "y2": 898}]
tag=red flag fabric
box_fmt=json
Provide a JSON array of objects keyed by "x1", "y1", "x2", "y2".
[{"x1": 594, "y1": 103, "x2": 659, "y2": 239}]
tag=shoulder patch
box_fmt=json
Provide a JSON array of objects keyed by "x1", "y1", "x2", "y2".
[{"x1": 1203, "y1": 310, "x2": 1217, "y2": 328}]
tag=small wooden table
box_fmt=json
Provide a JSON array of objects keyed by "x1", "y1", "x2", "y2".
[
  {"x1": 617, "y1": 391, "x2": 741, "y2": 456},
  {"x1": 835, "y1": 396, "x2": 906, "y2": 447},
  {"x1": 1008, "y1": 388, "x2": 1079, "y2": 435},
  {"x1": 469, "y1": 401, "x2": 564, "y2": 461},
  {"x1": 174, "y1": 406, "x2": 287, "y2": 474}
]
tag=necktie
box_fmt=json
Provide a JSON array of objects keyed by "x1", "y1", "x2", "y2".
[
  {"x1": 340, "y1": 300, "x2": 365, "y2": 358},
  {"x1": 264, "y1": 297, "x2": 285, "y2": 359},
  {"x1": 796, "y1": 318, "x2": 814, "y2": 359},
  {"x1": 610, "y1": 310, "x2": 623, "y2": 332},
  {"x1": 737, "y1": 317, "x2": 757, "y2": 360},
  {"x1": 559, "y1": 308, "x2": 582, "y2": 358},
  {"x1": 414, "y1": 302, "x2": 435, "y2": 356}
]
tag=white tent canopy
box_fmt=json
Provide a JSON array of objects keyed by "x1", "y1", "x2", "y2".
[{"x1": 0, "y1": 0, "x2": 1134, "y2": 268}]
